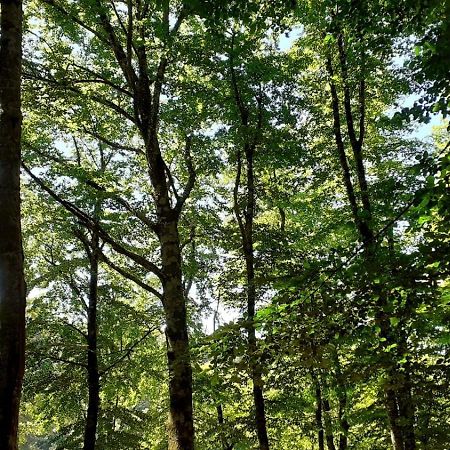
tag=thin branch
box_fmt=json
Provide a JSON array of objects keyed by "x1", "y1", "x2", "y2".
[
  {"x1": 169, "y1": 7, "x2": 187, "y2": 37},
  {"x1": 61, "y1": 320, "x2": 88, "y2": 339},
  {"x1": 99, "y1": 326, "x2": 157, "y2": 376},
  {"x1": 26, "y1": 70, "x2": 136, "y2": 124},
  {"x1": 164, "y1": 160, "x2": 181, "y2": 203},
  {"x1": 22, "y1": 163, "x2": 164, "y2": 280},
  {"x1": 233, "y1": 148, "x2": 246, "y2": 242},
  {"x1": 82, "y1": 178, "x2": 159, "y2": 234},
  {"x1": 36, "y1": 352, "x2": 87, "y2": 369},
  {"x1": 99, "y1": 250, "x2": 163, "y2": 300},
  {"x1": 71, "y1": 62, "x2": 133, "y2": 97},
  {"x1": 81, "y1": 128, "x2": 145, "y2": 156},
  {"x1": 229, "y1": 34, "x2": 249, "y2": 126},
  {"x1": 94, "y1": 0, "x2": 138, "y2": 90},
  {"x1": 40, "y1": 0, "x2": 108, "y2": 45},
  {"x1": 325, "y1": 53, "x2": 361, "y2": 228},
  {"x1": 175, "y1": 135, "x2": 196, "y2": 214}
]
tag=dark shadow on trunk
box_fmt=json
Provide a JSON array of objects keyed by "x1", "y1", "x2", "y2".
[{"x1": 0, "y1": 1, "x2": 26, "y2": 448}]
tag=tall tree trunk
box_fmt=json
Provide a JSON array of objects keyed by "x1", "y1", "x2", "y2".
[
  {"x1": 313, "y1": 374, "x2": 325, "y2": 450},
  {"x1": 326, "y1": 31, "x2": 416, "y2": 448},
  {"x1": 0, "y1": 1, "x2": 26, "y2": 448},
  {"x1": 245, "y1": 239, "x2": 270, "y2": 450},
  {"x1": 396, "y1": 350, "x2": 416, "y2": 450},
  {"x1": 230, "y1": 48, "x2": 269, "y2": 450},
  {"x1": 161, "y1": 219, "x2": 194, "y2": 450},
  {"x1": 242, "y1": 151, "x2": 270, "y2": 450},
  {"x1": 322, "y1": 397, "x2": 336, "y2": 450},
  {"x1": 83, "y1": 230, "x2": 100, "y2": 450},
  {"x1": 385, "y1": 388, "x2": 404, "y2": 450},
  {"x1": 320, "y1": 376, "x2": 336, "y2": 450},
  {"x1": 333, "y1": 353, "x2": 349, "y2": 450}
]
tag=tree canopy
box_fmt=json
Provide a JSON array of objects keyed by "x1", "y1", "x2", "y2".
[{"x1": 0, "y1": 0, "x2": 448, "y2": 449}]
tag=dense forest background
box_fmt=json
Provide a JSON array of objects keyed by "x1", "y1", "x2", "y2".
[{"x1": 0, "y1": 0, "x2": 449, "y2": 449}]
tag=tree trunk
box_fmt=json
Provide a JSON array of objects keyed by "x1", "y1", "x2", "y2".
[
  {"x1": 230, "y1": 55, "x2": 269, "y2": 448},
  {"x1": 385, "y1": 388, "x2": 404, "y2": 450},
  {"x1": 0, "y1": 1, "x2": 26, "y2": 448},
  {"x1": 217, "y1": 404, "x2": 233, "y2": 450},
  {"x1": 161, "y1": 219, "x2": 194, "y2": 450},
  {"x1": 242, "y1": 146, "x2": 270, "y2": 450},
  {"x1": 313, "y1": 376, "x2": 325, "y2": 450},
  {"x1": 322, "y1": 392, "x2": 336, "y2": 450},
  {"x1": 83, "y1": 230, "x2": 100, "y2": 450},
  {"x1": 337, "y1": 396, "x2": 349, "y2": 450},
  {"x1": 326, "y1": 32, "x2": 416, "y2": 448},
  {"x1": 333, "y1": 352, "x2": 349, "y2": 450},
  {"x1": 397, "y1": 361, "x2": 416, "y2": 450}
]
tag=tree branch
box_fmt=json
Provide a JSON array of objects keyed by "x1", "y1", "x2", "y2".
[
  {"x1": 99, "y1": 250, "x2": 163, "y2": 300},
  {"x1": 175, "y1": 135, "x2": 196, "y2": 214},
  {"x1": 22, "y1": 162, "x2": 164, "y2": 280},
  {"x1": 36, "y1": 352, "x2": 87, "y2": 369},
  {"x1": 40, "y1": 0, "x2": 108, "y2": 45},
  {"x1": 99, "y1": 326, "x2": 157, "y2": 376}
]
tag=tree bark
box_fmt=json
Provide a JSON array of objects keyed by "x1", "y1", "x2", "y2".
[
  {"x1": 313, "y1": 375, "x2": 325, "y2": 450},
  {"x1": 242, "y1": 145, "x2": 270, "y2": 450},
  {"x1": 385, "y1": 388, "x2": 404, "y2": 450},
  {"x1": 333, "y1": 353, "x2": 349, "y2": 450},
  {"x1": 83, "y1": 229, "x2": 100, "y2": 450},
  {"x1": 396, "y1": 349, "x2": 416, "y2": 450},
  {"x1": 24, "y1": 3, "x2": 195, "y2": 448},
  {"x1": 161, "y1": 219, "x2": 194, "y2": 450},
  {"x1": 0, "y1": 1, "x2": 26, "y2": 448}
]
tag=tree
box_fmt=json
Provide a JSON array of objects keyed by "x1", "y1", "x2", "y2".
[
  {"x1": 0, "y1": 0, "x2": 26, "y2": 448},
  {"x1": 24, "y1": 1, "x2": 199, "y2": 447}
]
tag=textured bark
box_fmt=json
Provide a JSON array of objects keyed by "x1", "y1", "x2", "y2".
[
  {"x1": 83, "y1": 230, "x2": 100, "y2": 450},
  {"x1": 337, "y1": 396, "x2": 349, "y2": 450},
  {"x1": 244, "y1": 148, "x2": 270, "y2": 450},
  {"x1": 25, "y1": 3, "x2": 195, "y2": 448},
  {"x1": 236, "y1": 147, "x2": 270, "y2": 450},
  {"x1": 244, "y1": 157, "x2": 269, "y2": 450},
  {"x1": 385, "y1": 389, "x2": 404, "y2": 450},
  {"x1": 161, "y1": 220, "x2": 194, "y2": 450},
  {"x1": 91, "y1": 5, "x2": 195, "y2": 445},
  {"x1": 320, "y1": 377, "x2": 336, "y2": 450},
  {"x1": 396, "y1": 358, "x2": 416, "y2": 450},
  {"x1": 0, "y1": 1, "x2": 26, "y2": 448}
]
